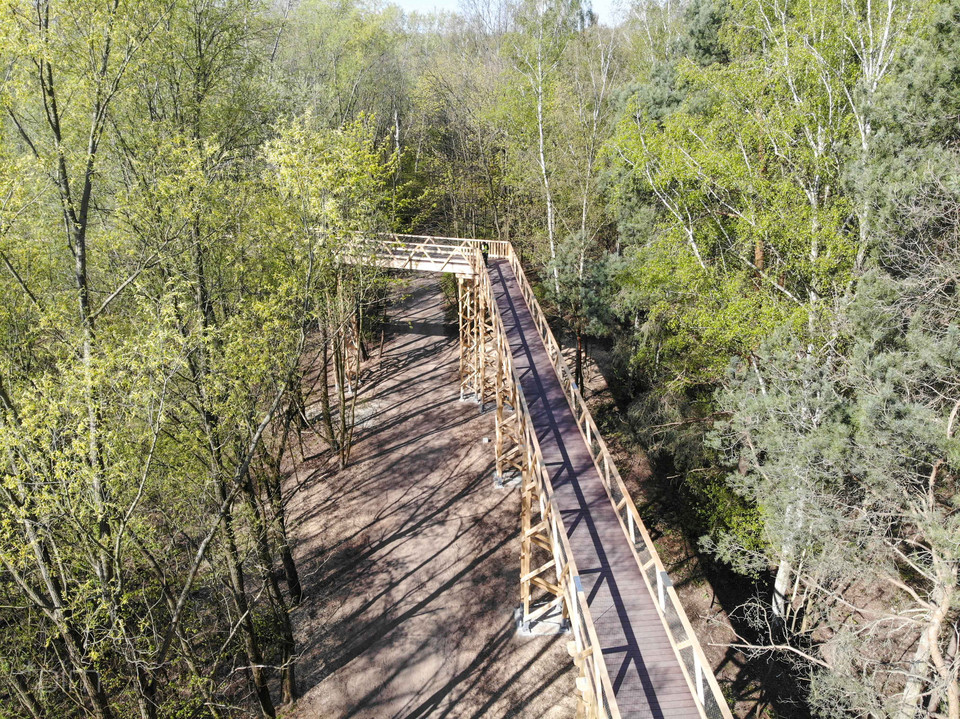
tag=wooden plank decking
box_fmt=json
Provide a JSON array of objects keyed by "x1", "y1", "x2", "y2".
[{"x1": 488, "y1": 258, "x2": 699, "y2": 719}]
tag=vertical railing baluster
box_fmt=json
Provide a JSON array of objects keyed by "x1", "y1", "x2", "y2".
[{"x1": 695, "y1": 654, "x2": 705, "y2": 704}]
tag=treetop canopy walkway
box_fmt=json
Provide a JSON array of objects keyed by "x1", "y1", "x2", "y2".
[{"x1": 344, "y1": 234, "x2": 733, "y2": 719}]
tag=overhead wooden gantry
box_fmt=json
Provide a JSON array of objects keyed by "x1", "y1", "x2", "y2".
[{"x1": 346, "y1": 233, "x2": 734, "y2": 719}]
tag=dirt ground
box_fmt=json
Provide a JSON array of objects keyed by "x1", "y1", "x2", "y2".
[{"x1": 285, "y1": 277, "x2": 578, "y2": 719}]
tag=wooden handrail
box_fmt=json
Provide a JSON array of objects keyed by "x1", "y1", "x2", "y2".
[
  {"x1": 382, "y1": 232, "x2": 510, "y2": 258},
  {"x1": 503, "y1": 244, "x2": 734, "y2": 719},
  {"x1": 344, "y1": 234, "x2": 510, "y2": 275}
]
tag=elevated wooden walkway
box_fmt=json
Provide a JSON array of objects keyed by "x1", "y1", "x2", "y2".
[
  {"x1": 346, "y1": 235, "x2": 732, "y2": 719},
  {"x1": 490, "y1": 259, "x2": 696, "y2": 718}
]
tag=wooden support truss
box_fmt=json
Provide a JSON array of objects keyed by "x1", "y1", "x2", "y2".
[
  {"x1": 457, "y1": 274, "x2": 497, "y2": 409},
  {"x1": 493, "y1": 323, "x2": 524, "y2": 486}
]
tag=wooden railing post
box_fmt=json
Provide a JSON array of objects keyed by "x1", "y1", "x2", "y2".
[{"x1": 457, "y1": 276, "x2": 469, "y2": 399}]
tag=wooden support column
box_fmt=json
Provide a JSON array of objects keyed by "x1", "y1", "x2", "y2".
[
  {"x1": 520, "y1": 449, "x2": 535, "y2": 621},
  {"x1": 458, "y1": 275, "x2": 481, "y2": 402},
  {"x1": 519, "y1": 455, "x2": 565, "y2": 629},
  {"x1": 494, "y1": 327, "x2": 523, "y2": 486},
  {"x1": 568, "y1": 642, "x2": 598, "y2": 719},
  {"x1": 458, "y1": 275, "x2": 470, "y2": 398},
  {"x1": 459, "y1": 266, "x2": 496, "y2": 411},
  {"x1": 481, "y1": 288, "x2": 497, "y2": 411},
  {"x1": 474, "y1": 279, "x2": 485, "y2": 406}
]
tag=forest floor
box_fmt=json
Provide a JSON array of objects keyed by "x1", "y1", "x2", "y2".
[{"x1": 284, "y1": 276, "x2": 577, "y2": 718}]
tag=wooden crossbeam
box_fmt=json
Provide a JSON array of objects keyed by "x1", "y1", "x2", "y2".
[
  {"x1": 531, "y1": 575, "x2": 562, "y2": 597},
  {"x1": 529, "y1": 534, "x2": 553, "y2": 553},
  {"x1": 521, "y1": 559, "x2": 557, "y2": 584},
  {"x1": 523, "y1": 520, "x2": 547, "y2": 538}
]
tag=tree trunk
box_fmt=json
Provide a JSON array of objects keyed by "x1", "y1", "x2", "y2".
[
  {"x1": 5, "y1": 674, "x2": 43, "y2": 719},
  {"x1": 317, "y1": 323, "x2": 337, "y2": 451},
  {"x1": 219, "y1": 488, "x2": 275, "y2": 719},
  {"x1": 341, "y1": 304, "x2": 364, "y2": 466},
  {"x1": 243, "y1": 477, "x2": 297, "y2": 704},
  {"x1": 62, "y1": 624, "x2": 116, "y2": 719},
  {"x1": 575, "y1": 330, "x2": 584, "y2": 391},
  {"x1": 3, "y1": 486, "x2": 116, "y2": 719},
  {"x1": 264, "y1": 446, "x2": 303, "y2": 605},
  {"x1": 334, "y1": 331, "x2": 349, "y2": 469},
  {"x1": 901, "y1": 559, "x2": 958, "y2": 719},
  {"x1": 898, "y1": 624, "x2": 934, "y2": 719},
  {"x1": 771, "y1": 552, "x2": 792, "y2": 623},
  {"x1": 534, "y1": 47, "x2": 560, "y2": 296}
]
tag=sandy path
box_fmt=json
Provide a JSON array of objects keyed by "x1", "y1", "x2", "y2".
[{"x1": 286, "y1": 277, "x2": 577, "y2": 718}]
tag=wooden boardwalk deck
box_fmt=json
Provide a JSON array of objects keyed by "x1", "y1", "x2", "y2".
[{"x1": 488, "y1": 258, "x2": 699, "y2": 719}]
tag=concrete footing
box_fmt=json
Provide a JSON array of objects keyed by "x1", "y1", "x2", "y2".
[
  {"x1": 515, "y1": 606, "x2": 570, "y2": 637},
  {"x1": 494, "y1": 471, "x2": 522, "y2": 489}
]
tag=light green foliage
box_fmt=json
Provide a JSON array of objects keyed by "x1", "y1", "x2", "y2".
[
  {"x1": 267, "y1": 113, "x2": 395, "y2": 238},
  {"x1": 616, "y1": 231, "x2": 798, "y2": 387},
  {"x1": 698, "y1": 2, "x2": 960, "y2": 712},
  {"x1": 0, "y1": 0, "x2": 395, "y2": 715},
  {"x1": 612, "y1": 0, "x2": 859, "y2": 388},
  {"x1": 280, "y1": 0, "x2": 404, "y2": 134},
  {"x1": 401, "y1": 45, "x2": 516, "y2": 236}
]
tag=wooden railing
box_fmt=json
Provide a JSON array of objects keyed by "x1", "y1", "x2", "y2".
[
  {"x1": 383, "y1": 233, "x2": 510, "y2": 259},
  {"x1": 503, "y1": 244, "x2": 733, "y2": 719},
  {"x1": 345, "y1": 233, "x2": 509, "y2": 274},
  {"x1": 470, "y1": 247, "x2": 621, "y2": 719}
]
